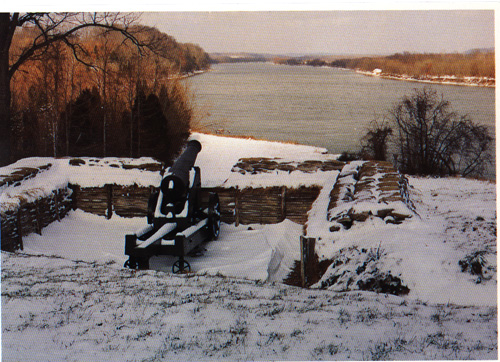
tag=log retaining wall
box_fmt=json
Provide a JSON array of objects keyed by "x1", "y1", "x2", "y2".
[
  {"x1": 70, "y1": 184, "x2": 157, "y2": 218},
  {"x1": 1, "y1": 184, "x2": 321, "y2": 252},
  {"x1": 205, "y1": 186, "x2": 321, "y2": 225},
  {"x1": 1, "y1": 188, "x2": 73, "y2": 252}
]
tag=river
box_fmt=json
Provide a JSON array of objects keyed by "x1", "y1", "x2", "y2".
[{"x1": 187, "y1": 62, "x2": 496, "y2": 178}]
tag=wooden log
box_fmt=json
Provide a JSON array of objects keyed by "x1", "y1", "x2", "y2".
[
  {"x1": 17, "y1": 204, "x2": 37, "y2": 236},
  {"x1": 38, "y1": 195, "x2": 58, "y2": 229},
  {"x1": 111, "y1": 184, "x2": 153, "y2": 218},
  {"x1": 74, "y1": 186, "x2": 109, "y2": 216},
  {"x1": 1, "y1": 187, "x2": 69, "y2": 252},
  {"x1": 34, "y1": 201, "x2": 42, "y2": 235},
  {"x1": 198, "y1": 186, "x2": 320, "y2": 226},
  {"x1": 54, "y1": 189, "x2": 61, "y2": 222}
]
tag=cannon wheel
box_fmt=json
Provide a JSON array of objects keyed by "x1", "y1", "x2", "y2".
[
  {"x1": 124, "y1": 257, "x2": 150, "y2": 270},
  {"x1": 124, "y1": 258, "x2": 138, "y2": 269},
  {"x1": 172, "y1": 259, "x2": 191, "y2": 274},
  {"x1": 208, "y1": 193, "x2": 221, "y2": 240}
]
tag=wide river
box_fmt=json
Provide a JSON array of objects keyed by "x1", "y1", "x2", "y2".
[{"x1": 187, "y1": 62, "x2": 496, "y2": 178}]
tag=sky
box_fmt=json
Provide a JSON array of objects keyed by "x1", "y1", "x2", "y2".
[{"x1": 139, "y1": 9, "x2": 495, "y2": 55}]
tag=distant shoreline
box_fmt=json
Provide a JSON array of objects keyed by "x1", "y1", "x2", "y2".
[
  {"x1": 356, "y1": 70, "x2": 495, "y2": 88},
  {"x1": 269, "y1": 60, "x2": 495, "y2": 88}
]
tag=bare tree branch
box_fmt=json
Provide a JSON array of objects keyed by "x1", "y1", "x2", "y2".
[{"x1": 8, "y1": 12, "x2": 145, "y2": 80}]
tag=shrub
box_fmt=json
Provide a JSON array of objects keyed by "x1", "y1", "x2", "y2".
[
  {"x1": 362, "y1": 87, "x2": 492, "y2": 177},
  {"x1": 361, "y1": 120, "x2": 393, "y2": 161}
]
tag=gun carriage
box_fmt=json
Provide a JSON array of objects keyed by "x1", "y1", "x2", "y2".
[{"x1": 124, "y1": 140, "x2": 221, "y2": 273}]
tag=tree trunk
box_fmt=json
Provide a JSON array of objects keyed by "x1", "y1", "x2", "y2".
[
  {"x1": 0, "y1": 56, "x2": 11, "y2": 166},
  {"x1": 0, "y1": 14, "x2": 12, "y2": 166}
]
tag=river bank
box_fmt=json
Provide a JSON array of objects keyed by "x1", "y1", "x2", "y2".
[
  {"x1": 356, "y1": 69, "x2": 495, "y2": 88},
  {"x1": 272, "y1": 61, "x2": 495, "y2": 88}
]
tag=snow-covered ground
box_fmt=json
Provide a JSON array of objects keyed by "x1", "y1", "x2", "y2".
[
  {"x1": 356, "y1": 69, "x2": 495, "y2": 88},
  {"x1": 1, "y1": 133, "x2": 498, "y2": 360},
  {"x1": 309, "y1": 176, "x2": 497, "y2": 306},
  {"x1": 17, "y1": 176, "x2": 497, "y2": 306},
  {"x1": 2, "y1": 252, "x2": 497, "y2": 361},
  {"x1": 190, "y1": 132, "x2": 341, "y2": 188},
  {"x1": 20, "y1": 210, "x2": 302, "y2": 284}
]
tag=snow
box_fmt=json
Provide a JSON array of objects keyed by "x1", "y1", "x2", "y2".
[
  {"x1": 21, "y1": 210, "x2": 303, "y2": 284},
  {"x1": 0, "y1": 133, "x2": 338, "y2": 213},
  {"x1": 308, "y1": 176, "x2": 496, "y2": 306},
  {"x1": 190, "y1": 132, "x2": 341, "y2": 189},
  {"x1": 2, "y1": 251, "x2": 497, "y2": 361},
  {"x1": 0, "y1": 157, "x2": 162, "y2": 213},
  {"x1": 1, "y1": 133, "x2": 498, "y2": 360}
]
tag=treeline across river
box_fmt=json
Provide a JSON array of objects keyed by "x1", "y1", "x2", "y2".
[
  {"x1": 273, "y1": 50, "x2": 495, "y2": 83},
  {"x1": 10, "y1": 24, "x2": 211, "y2": 163}
]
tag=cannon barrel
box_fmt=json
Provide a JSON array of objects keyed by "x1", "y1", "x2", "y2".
[
  {"x1": 160, "y1": 140, "x2": 202, "y2": 204},
  {"x1": 170, "y1": 139, "x2": 202, "y2": 185}
]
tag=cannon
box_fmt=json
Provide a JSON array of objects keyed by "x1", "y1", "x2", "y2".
[{"x1": 124, "y1": 139, "x2": 221, "y2": 273}]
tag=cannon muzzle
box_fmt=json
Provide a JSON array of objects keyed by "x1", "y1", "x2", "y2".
[{"x1": 160, "y1": 140, "x2": 202, "y2": 205}]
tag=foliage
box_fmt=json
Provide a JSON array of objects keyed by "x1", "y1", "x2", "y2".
[
  {"x1": 8, "y1": 16, "x2": 209, "y2": 162},
  {"x1": 276, "y1": 51, "x2": 494, "y2": 79},
  {"x1": 66, "y1": 87, "x2": 104, "y2": 156},
  {"x1": 125, "y1": 79, "x2": 192, "y2": 162},
  {"x1": 330, "y1": 51, "x2": 495, "y2": 78}
]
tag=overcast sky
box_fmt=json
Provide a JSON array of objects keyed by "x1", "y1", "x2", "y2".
[{"x1": 139, "y1": 10, "x2": 494, "y2": 55}]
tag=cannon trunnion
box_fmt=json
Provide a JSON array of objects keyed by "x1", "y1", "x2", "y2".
[{"x1": 124, "y1": 140, "x2": 221, "y2": 273}]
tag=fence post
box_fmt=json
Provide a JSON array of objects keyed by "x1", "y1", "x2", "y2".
[
  {"x1": 300, "y1": 235, "x2": 316, "y2": 287},
  {"x1": 234, "y1": 187, "x2": 240, "y2": 226},
  {"x1": 16, "y1": 212, "x2": 24, "y2": 251},
  {"x1": 106, "y1": 184, "x2": 113, "y2": 219},
  {"x1": 34, "y1": 202, "x2": 42, "y2": 235},
  {"x1": 70, "y1": 184, "x2": 80, "y2": 211}
]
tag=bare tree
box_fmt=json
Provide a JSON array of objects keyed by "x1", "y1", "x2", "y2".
[
  {"x1": 0, "y1": 12, "x2": 144, "y2": 166},
  {"x1": 361, "y1": 119, "x2": 393, "y2": 161},
  {"x1": 389, "y1": 87, "x2": 492, "y2": 177}
]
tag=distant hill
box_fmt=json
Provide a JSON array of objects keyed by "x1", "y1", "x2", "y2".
[
  {"x1": 465, "y1": 47, "x2": 495, "y2": 55},
  {"x1": 209, "y1": 52, "x2": 385, "y2": 64},
  {"x1": 209, "y1": 53, "x2": 271, "y2": 63}
]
